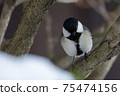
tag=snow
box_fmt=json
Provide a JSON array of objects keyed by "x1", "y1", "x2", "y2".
[{"x1": 0, "y1": 52, "x2": 74, "y2": 80}]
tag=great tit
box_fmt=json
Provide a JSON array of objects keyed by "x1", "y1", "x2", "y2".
[{"x1": 61, "y1": 17, "x2": 93, "y2": 65}]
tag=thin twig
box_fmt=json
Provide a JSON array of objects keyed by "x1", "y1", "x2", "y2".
[
  {"x1": 86, "y1": 0, "x2": 112, "y2": 25},
  {"x1": 45, "y1": 13, "x2": 55, "y2": 59}
]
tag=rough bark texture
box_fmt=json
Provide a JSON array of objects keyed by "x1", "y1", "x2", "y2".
[
  {"x1": 72, "y1": 16, "x2": 120, "y2": 79},
  {"x1": 86, "y1": 56, "x2": 117, "y2": 80},
  {"x1": 0, "y1": 0, "x2": 31, "y2": 46},
  {"x1": 85, "y1": 2, "x2": 120, "y2": 80},
  {"x1": 55, "y1": 16, "x2": 120, "y2": 79},
  {"x1": 1, "y1": 0, "x2": 119, "y2": 80},
  {"x1": 1, "y1": 0, "x2": 55, "y2": 56}
]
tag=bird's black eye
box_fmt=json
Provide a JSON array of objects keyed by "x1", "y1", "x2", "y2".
[{"x1": 63, "y1": 18, "x2": 78, "y2": 33}]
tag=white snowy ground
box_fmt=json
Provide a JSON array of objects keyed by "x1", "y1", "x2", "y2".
[{"x1": 0, "y1": 52, "x2": 74, "y2": 80}]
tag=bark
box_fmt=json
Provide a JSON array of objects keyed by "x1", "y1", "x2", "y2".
[
  {"x1": 55, "y1": 2, "x2": 120, "y2": 80},
  {"x1": 72, "y1": 16, "x2": 120, "y2": 79},
  {"x1": 85, "y1": 2, "x2": 120, "y2": 80},
  {"x1": 0, "y1": 0, "x2": 31, "y2": 46},
  {"x1": 0, "y1": 1, "x2": 14, "y2": 46},
  {"x1": 1, "y1": 0, "x2": 56, "y2": 56},
  {"x1": 55, "y1": 16, "x2": 120, "y2": 79},
  {"x1": 1, "y1": 0, "x2": 119, "y2": 80},
  {"x1": 86, "y1": 56, "x2": 117, "y2": 80}
]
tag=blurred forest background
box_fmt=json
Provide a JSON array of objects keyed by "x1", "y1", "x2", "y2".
[{"x1": 0, "y1": 0, "x2": 120, "y2": 79}]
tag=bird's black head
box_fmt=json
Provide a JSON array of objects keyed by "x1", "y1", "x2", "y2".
[
  {"x1": 63, "y1": 18, "x2": 83, "y2": 42},
  {"x1": 63, "y1": 17, "x2": 78, "y2": 33}
]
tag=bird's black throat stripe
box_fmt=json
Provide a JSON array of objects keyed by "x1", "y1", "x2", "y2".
[
  {"x1": 67, "y1": 32, "x2": 83, "y2": 56},
  {"x1": 67, "y1": 32, "x2": 83, "y2": 55},
  {"x1": 67, "y1": 33, "x2": 81, "y2": 43},
  {"x1": 76, "y1": 43, "x2": 83, "y2": 55}
]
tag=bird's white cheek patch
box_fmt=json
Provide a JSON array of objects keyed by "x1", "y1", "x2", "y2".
[
  {"x1": 76, "y1": 21, "x2": 83, "y2": 33},
  {"x1": 63, "y1": 27, "x2": 70, "y2": 37}
]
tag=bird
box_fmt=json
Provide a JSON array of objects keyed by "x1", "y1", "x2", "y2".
[{"x1": 61, "y1": 17, "x2": 93, "y2": 68}]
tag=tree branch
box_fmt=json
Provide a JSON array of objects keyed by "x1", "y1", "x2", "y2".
[
  {"x1": 55, "y1": 16, "x2": 120, "y2": 80},
  {"x1": 14, "y1": 0, "x2": 30, "y2": 6},
  {"x1": 86, "y1": 0, "x2": 113, "y2": 25},
  {"x1": 85, "y1": 2, "x2": 120, "y2": 80},
  {"x1": 0, "y1": 1, "x2": 14, "y2": 46},
  {"x1": 55, "y1": 56, "x2": 73, "y2": 69},
  {"x1": 86, "y1": 56, "x2": 117, "y2": 80},
  {"x1": 45, "y1": 13, "x2": 55, "y2": 59},
  {"x1": 0, "y1": 0, "x2": 31, "y2": 46},
  {"x1": 1, "y1": 0, "x2": 56, "y2": 56},
  {"x1": 72, "y1": 16, "x2": 120, "y2": 79},
  {"x1": 55, "y1": 2, "x2": 120, "y2": 80}
]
